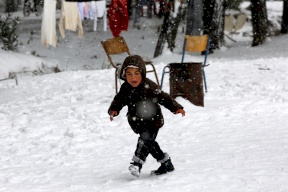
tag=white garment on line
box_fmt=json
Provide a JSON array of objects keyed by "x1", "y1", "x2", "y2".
[
  {"x1": 59, "y1": 1, "x2": 83, "y2": 39},
  {"x1": 85, "y1": 2, "x2": 92, "y2": 19},
  {"x1": 41, "y1": 0, "x2": 57, "y2": 47},
  {"x1": 91, "y1": 0, "x2": 107, "y2": 32},
  {"x1": 94, "y1": 0, "x2": 106, "y2": 17},
  {"x1": 78, "y1": 2, "x2": 85, "y2": 20}
]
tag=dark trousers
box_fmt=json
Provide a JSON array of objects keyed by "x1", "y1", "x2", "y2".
[{"x1": 134, "y1": 128, "x2": 165, "y2": 162}]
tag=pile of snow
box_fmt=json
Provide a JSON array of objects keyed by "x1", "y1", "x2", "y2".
[{"x1": 0, "y1": 50, "x2": 60, "y2": 79}]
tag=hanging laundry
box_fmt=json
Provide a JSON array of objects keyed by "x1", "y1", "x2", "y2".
[
  {"x1": 65, "y1": 0, "x2": 98, "y2": 1},
  {"x1": 84, "y1": 2, "x2": 92, "y2": 19},
  {"x1": 41, "y1": 0, "x2": 57, "y2": 47},
  {"x1": 91, "y1": 0, "x2": 107, "y2": 31},
  {"x1": 59, "y1": 1, "x2": 83, "y2": 39},
  {"x1": 93, "y1": 0, "x2": 106, "y2": 18},
  {"x1": 78, "y1": 2, "x2": 85, "y2": 20},
  {"x1": 108, "y1": 0, "x2": 128, "y2": 37}
]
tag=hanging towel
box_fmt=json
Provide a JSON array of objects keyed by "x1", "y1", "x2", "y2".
[
  {"x1": 41, "y1": 0, "x2": 57, "y2": 47},
  {"x1": 59, "y1": 1, "x2": 83, "y2": 38}
]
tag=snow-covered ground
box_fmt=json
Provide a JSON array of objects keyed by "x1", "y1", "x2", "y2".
[{"x1": 1, "y1": 1, "x2": 288, "y2": 192}]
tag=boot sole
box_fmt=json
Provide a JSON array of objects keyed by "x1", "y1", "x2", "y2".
[
  {"x1": 150, "y1": 169, "x2": 174, "y2": 175},
  {"x1": 129, "y1": 165, "x2": 140, "y2": 177}
]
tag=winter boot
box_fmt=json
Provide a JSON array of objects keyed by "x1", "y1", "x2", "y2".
[
  {"x1": 128, "y1": 162, "x2": 142, "y2": 177},
  {"x1": 151, "y1": 157, "x2": 174, "y2": 175}
]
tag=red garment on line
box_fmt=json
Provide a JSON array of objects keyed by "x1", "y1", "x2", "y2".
[{"x1": 108, "y1": 0, "x2": 128, "y2": 37}]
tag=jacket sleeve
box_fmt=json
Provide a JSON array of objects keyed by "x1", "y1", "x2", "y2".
[
  {"x1": 147, "y1": 79, "x2": 183, "y2": 113},
  {"x1": 107, "y1": 84, "x2": 127, "y2": 116}
]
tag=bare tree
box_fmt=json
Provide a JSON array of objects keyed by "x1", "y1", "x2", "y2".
[
  {"x1": 17, "y1": 0, "x2": 22, "y2": 8},
  {"x1": 250, "y1": 0, "x2": 268, "y2": 46},
  {"x1": 202, "y1": 0, "x2": 226, "y2": 51},
  {"x1": 281, "y1": 0, "x2": 288, "y2": 34},
  {"x1": 212, "y1": 0, "x2": 225, "y2": 49},
  {"x1": 153, "y1": 10, "x2": 171, "y2": 58},
  {"x1": 6, "y1": 0, "x2": 17, "y2": 12},
  {"x1": 185, "y1": 0, "x2": 203, "y2": 36},
  {"x1": 203, "y1": 0, "x2": 215, "y2": 51},
  {"x1": 153, "y1": 1, "x2": 185, "y2": 58},
  {"x1": 203, "y1": 0, "x2": 215, "y2": 36}
]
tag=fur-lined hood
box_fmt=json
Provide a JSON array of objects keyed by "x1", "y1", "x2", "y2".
[{"x1": 119, "y1": 55, "x2": 146, "y2": 81}]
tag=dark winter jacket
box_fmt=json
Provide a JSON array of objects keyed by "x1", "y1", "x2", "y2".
[{"x1": 108, "y1": 55, "x2": 183, "y2": 133}]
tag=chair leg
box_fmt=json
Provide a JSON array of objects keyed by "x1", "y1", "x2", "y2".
[
  {"x1": 160, "y1": 65, "x2": 169, "y2": 89},
  {"x1": 150, "y1": 64, "x2": 160, "y2": 86},
  {"x1": 181, "y1": 39, "x2": 187, "y2": 63},
  {"x1": 115, "y1": 69, "x2": 118, "y2": 94},
  {"x1": 146, "y1": 63, "x2": 160, "y2": 86},
  {"x1": 201, "y1": 67, "x2": 208, "y2": 92}
]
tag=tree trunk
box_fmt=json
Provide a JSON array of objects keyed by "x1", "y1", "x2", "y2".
[
  {"x1": 209, "y1": 0, "x2": 225, "y2": 50},
  {"x1": 153, "y1": 10, "x2": 171, "y2": 58},
  {"x1": 281, "y1": 0, "x2": 288, "y2": 34},
  {"x1": 17, "y1": 0, "x2": 22, "y2": 8},
  {"x1": 153, "y1": 0, "x2": 185, "y2": 58},
  {"x1": 250, "y1": 0, "x2": 268, "y2": 46},
  {"x1": 185, "y1": 0, "x2": 203, "y2": 35},
  {"x1": 5, "y1": 0, "x2": 17, "y2": 12},
  {"x1": 167, "y1": 3, "x2": 185, "y2": 52},
  {"x1": 203, "y1": 0, "x2": 215, "y2": 35},
  {"x1": 203, "y1": 0, "x2": 215, "y2": 51}
]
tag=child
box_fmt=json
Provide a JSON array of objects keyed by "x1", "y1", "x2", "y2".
[{"x1": 108, "y1": 55, "x2": 185, "y2": 177}]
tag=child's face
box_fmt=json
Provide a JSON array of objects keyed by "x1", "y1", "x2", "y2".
[{"x1": 125, "y1": 67, "x2": 142, "y2": 87}]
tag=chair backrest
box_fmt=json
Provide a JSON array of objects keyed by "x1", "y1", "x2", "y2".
[
  {"x1": 184, "y1": 35, "x2": 209, "y2": 52},
  {"x1": 101, "y1": 36, "x2": 131, "y2": 68},
  {"x1": 181, "y1": 34, "x2": 210, "y2": 64}
]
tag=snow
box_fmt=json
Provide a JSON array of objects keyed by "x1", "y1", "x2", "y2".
[{"x1": 1, "y1": 2, "x2": 288, "y2": 192}]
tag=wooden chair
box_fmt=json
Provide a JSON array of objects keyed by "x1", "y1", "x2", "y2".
[
  {"x1": 181, "y1": 35, "x2": 210, "y2": 92},
  {"x1": 160, "y1": 34, "x2": 210, "y2": 92},
  {"x1": 101, "y1": 36, "x2": 159, "y2": 94}
]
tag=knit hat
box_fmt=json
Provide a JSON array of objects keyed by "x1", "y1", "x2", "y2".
[
  {"x1": 119, "y1": 55, "x2": 146, "y2": 81},
  {"x1": 121, "y1": 65, "x2": 141, "y2": 79}
]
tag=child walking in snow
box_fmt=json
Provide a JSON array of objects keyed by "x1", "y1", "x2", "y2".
[{"x1": 108, "y1": 55, "x2": 185, "y2": 177}]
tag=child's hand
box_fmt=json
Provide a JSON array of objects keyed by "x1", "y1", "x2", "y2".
[
  {"x1": 175, "y1": 108, "x2": 185, "y2": 117},
  {"x1": 110, "y1": 110, "x2": 118, "y2": 121}
]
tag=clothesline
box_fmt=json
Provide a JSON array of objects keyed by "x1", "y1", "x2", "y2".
[
  {"x1": 41, "y1": 0, "x2": 107, "y2": 48},
  {"x1": 65, "y1": 0, "x2": 107, "y2": 2}
]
